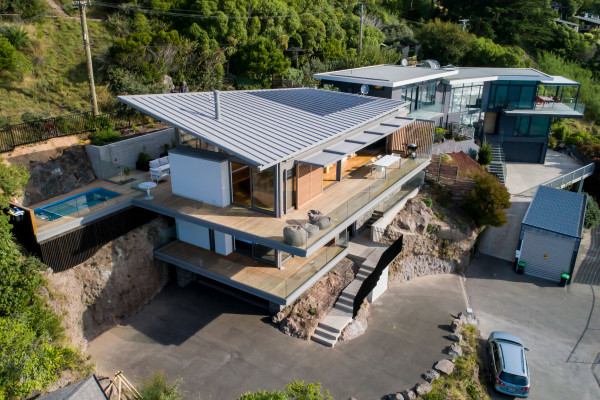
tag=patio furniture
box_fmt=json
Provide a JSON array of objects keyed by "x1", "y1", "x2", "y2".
[
  {"x1": 308, "y1": 210, "x2": 325, "y2": 224},
  {"x1": 372, "y1": 154, "x2": 401, "y2": 178},
  {"x1": 301, "y1": 223, "x2": 320, "y2": 237},
  {"x1": 149, "y1": 156, "x2": 170, "y2": 182},
  {"x1": 283, "y1": 225, "x2": 308, "y2": 246},
  {"x1": 139, "y1": 181, "x2": 157, "y2": 200},
  {"x1": 307, "y1": 209, "x2": 331, "y2": 229}
]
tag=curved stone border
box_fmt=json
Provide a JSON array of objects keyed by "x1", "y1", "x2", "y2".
[{"x1": 385, "y1": 311, "x2": 476, "y2": 400}]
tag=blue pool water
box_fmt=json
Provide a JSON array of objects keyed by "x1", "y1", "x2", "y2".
[{"x1": 34, "y1": 188, "x2": 121, "y2": 221}]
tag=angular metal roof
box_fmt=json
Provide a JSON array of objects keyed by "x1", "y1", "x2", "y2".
[
  {"x1": 314, "y1": 65, "x2": 458, "y2": 87},
  {"x1": 119, "y1": 88, "x2": 406, "y2": 170},
  {"x1": 522, "y1": 186, "x2": 587, "y2": 238},
  {"x1": 298, "y1": 117, "x2": 415, "y2": 167}
]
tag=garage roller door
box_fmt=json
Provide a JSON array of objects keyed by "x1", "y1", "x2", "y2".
[{"x1": 520, "y1": 231, "x2": 575, "y2": 282}]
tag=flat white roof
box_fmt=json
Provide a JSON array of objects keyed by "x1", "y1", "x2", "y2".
[
  {"x1": 119, "y1": 88, "x2": 406, "y2": 170},
  {"x1": 443, "y1": 68, "x2": 553, "y2": 85},
  {"x1": 313, "y1": 65, "x2": 458, "y2": 87}
]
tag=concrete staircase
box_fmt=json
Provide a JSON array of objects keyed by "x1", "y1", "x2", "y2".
[
  {"x1": 366, "y1": 210, "x2": 384, "y2": 228},
  {"x1": 487, "y1": 144, "x2": 507, "y2": 185},
  {"x1": 311, "y1": 247, "x2": 384, "y2": 347}
]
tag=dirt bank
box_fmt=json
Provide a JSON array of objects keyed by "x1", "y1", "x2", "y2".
[
  {"x1": 381, "y1": 192, "x2": 480, "y2": 286},
  {"x1": 42, "y1": 217, "x2": 171, "y2": 349}
]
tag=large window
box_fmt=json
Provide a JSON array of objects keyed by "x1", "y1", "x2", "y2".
[
  {"x1": 284, "y1": 168, "x2": 296, "y2": 213},
  {"x1": 488, "y1": 81, "x2": 537, "y2": 110},
  {"x1": 513, "y1": 117, "x2": 551, "y2": 137},
  {"x1": 449, "y1": 83, "x2": 483, "y2": 113},
  {"x1": 230, "y1": 162, "x2": 275, "y2": 213},
  {"x1": 400, "y1": 81, "x2": 438, "y2": 112}
]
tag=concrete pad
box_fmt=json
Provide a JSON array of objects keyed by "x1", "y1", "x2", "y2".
[
  {"x1": 88, "y1": 274, "x2": 466, "y2": 400},
  {"x1": 506, "y1": 150, "x2": 583, "y2": 196},
  {"x1": 477, "y1": 200, "x2": 529, "y2": 262},
  {"x1": 466, "y1": 254, "x2": 600, "y2": 400}
]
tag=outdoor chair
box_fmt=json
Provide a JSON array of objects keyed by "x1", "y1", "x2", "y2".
[{"x1": 149, "y1": 156, "x2": 170, "y2": 182}]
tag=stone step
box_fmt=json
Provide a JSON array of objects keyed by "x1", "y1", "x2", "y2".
[
  {"x1": 356, "y1": 270, "x2": 371, "y2": 279},
  {"x1": 311, "y1": 331, "x2": 336, "y2": 347},
  {"x1": 361, "y1": 264, "x2": 375, "y2": 272},
  {"x1": 339, "y1": 291, "x2": 355, "y2": 301},
  {"x1": 313, "y1": 327, "x2": 338, "y2": 341},
  {"x1": 332, "y1": 303, "x2": 354, "y2": 314},
  {"x1": 336, "y1": 297, "x2": 354, "y2": 308}
]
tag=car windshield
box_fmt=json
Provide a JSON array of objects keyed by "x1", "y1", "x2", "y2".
[{"x1": 500, "y1": 371, "x2": 528, "y2": 386}]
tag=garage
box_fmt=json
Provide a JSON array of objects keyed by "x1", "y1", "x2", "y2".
[{"x1": 517, "y1": 186, "x2": 587, "y2": 283}]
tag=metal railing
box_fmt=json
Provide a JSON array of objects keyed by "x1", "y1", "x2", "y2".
[
  {"x1": 0, "y1": 111, "x2": 155, "y2": 153},
  {"x1": 541, "y1": 163, "x2": 595, "y2": 189}
]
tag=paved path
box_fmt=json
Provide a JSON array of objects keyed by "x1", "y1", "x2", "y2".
[
  {"x1": 88, "y1": 275, "x2": 466, "y2": 400},
  {"x1": 466, "y1": 254, "x2": 600, "y2": 400},
  {"x1": 574, "y1": 226, "x2": 600, "y2": 285}
]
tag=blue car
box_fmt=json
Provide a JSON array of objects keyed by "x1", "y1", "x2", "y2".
[{"x1": 487, "y1": 332, "x2": 530, "y2": 397}]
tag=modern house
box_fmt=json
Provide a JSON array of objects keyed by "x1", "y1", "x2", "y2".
[
  {"x1": 314, "y1": 65, "x2": 584, "y2": 163},
  {"x1": 553, "y1": 18, "x2": 580, "y2": 32},
  {"x1": 574, "y1": 13, "x2": 600, "y2": 32},
  {"x1": 112, "y1": 88, "x2": 434, "y2": 310}
]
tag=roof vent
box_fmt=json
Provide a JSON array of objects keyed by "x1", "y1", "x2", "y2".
[{"x1": 213, "y1": 90, "x2": 221, "y2": 120}]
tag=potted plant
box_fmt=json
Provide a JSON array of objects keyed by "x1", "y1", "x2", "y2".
[{"x1": 136, "y1": 152, "x2": 151, "y2": 171}]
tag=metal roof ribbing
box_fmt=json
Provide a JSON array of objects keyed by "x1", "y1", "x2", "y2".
[
  {"x1": 119, "y1": 88, "x2": 405, "y2": 170},
  {"x1": 522, "y1": 186, "x2": 587, "y2": 238}
]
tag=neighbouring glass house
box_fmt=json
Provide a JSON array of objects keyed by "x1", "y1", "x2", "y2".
[{"x1": 315, "y1": 65, "x2": 584, "y2": 164}]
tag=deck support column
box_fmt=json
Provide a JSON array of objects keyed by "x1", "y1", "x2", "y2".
[
  {"x1": 577, "y1": 179, "x2": 584, "y2": 193},
  {"x1": 176, "y1": 267, "x2": 195, "y2": 287}
]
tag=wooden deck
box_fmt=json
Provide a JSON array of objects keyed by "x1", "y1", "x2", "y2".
[
  {"x1": 142, "y1": 157, "x2": 425, "y2": 250},
  {"x1": 157, "y1": 240, "x2": 345, "y2": 299}
]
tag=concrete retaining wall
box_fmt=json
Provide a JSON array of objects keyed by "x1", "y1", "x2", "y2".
[
  {"x1": 85, "y1": 128, "x2": 175, "y2": 179},
  {"x1": 371, "y1": 186, "x2": 420, "y2": 242}
]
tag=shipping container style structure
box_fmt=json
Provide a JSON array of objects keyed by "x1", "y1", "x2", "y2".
[{"x1": 517, "y1": 186, "x2": 587, "y2": 283}]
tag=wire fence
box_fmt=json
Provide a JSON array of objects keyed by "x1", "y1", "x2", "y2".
[{"x1": 0, "y1": 111, "x2": 152, "y2": 153}]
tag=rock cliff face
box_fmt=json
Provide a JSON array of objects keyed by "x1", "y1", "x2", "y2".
[
  {"x1": 23, "y1": 145, "x2": 96, "y2": 206},
  {"x1": 273, "y1": 258, "x2": 357, "y2": 340},
  {"x1": 381, "y1": 197, "x2": 480, "y2": 286},
  {"x1": 42, "y1": 217, "x2": 170, "y2": 349}
]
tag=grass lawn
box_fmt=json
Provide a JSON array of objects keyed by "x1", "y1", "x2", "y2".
[{"x1": 0, "y1": 17, "x2": 115, "y2": 124}]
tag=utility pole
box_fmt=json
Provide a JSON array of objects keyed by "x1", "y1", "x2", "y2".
[
  {"x1": 459, "y1": 19, "x2": 469, "y2": 31},
  {"x1": 359, "y1": 3, "x2": 364, "y2": 56},
  {"x1": 74, "y1": 0, "x2": 99, "y2": 116}
]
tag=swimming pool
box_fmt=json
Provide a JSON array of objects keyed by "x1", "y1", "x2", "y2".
[{"x1": 34, "y1": 188, "x2": 122, "y2": 221}]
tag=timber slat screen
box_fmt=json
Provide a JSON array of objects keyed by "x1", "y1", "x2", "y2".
[
  {"x1": 388, "y1": 119, "x2": 434, "y2": 155},
  {"x1": 38, "y1": 207, "x2": 157, "y2": 272},
  {"x1": 296, "y1": 164, "x2": 323, "y2": 207},
  {"x1": 0, "y1": 111, "x2": 155, "y2": 153}
]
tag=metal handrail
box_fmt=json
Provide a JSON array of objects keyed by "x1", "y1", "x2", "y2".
[{"x1": 541, "y1": 163, "x2": 595, "y2": 189}]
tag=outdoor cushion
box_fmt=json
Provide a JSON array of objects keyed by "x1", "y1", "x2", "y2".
[
  {"x1": 283, "y1": 225, "x2": 308, "y2": 246},
  {"x1": 158, "y1": 156, "x2": 169, "y2": 166},
  {"x1": 149, "y1": 159, "x2": 160, "y2": 169},
  {"x1": 315, "y1": 216, "x2": 331, "y2": 230},
  {"x1": 301, "y1": 223, "x2": 319, "y2": 238},
  {"x1": 308, "y1": 210, "x2": 325, "y2": 224}
]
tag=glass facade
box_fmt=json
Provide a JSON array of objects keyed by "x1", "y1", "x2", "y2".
[
  {"x1": 513, "y1": 117, "x2": 551, "y2": 137},
  {"x1": 487, "y1": 81, "x2": 537, "y2": 110},
  {"x1": 400, "y1": 81, "x2": 438, "y2": 112},
  {"x1": 449, "y1": 83, "x2": 483, "y2": 113},
  {"x1": 284, "y1": 168, "x2": 296, "y2": 212}
]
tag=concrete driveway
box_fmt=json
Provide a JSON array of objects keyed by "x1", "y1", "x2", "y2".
[
  {"x1": 466, "y1": 254, "x2": 600, "y2": 400},
  {"x1": 88, "y1": 274, "x2": 466, "y2": 400},
  {"x1": 478, "y1": 150, "x2": 584, "y2": 261}
]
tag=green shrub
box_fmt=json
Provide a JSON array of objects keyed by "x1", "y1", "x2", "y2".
[
  {"x1": 89, "y1": 127, "x2": 120, "y2": 146},
  {"x1": 2, "y1": 26, "x2": 29, "y2": 49},
  {"x1": 464, "y1": 172, "x2": 511, "y2": 227},
  {"x1": 584, "y1": 193, "x2": 600, "y2": 229},
  {"x1": 422, "y1": 197, "x2": 433, "y2": 208},
  {"x1": 423, "y1": 390, "x2": 446, "y2": 400},
  {"x1": 137, "y1": 152, "x2": 151, "y2": 164},
  {"x1": 477, "y1": 141, "x2": 493, "y2": 166},
  {"x1": 138, "y1": 371, "x2": 182, "y2": 400},
  {"x1": 239, "y1": 380, "x2": 332, "y2": 400},
  {"x1": 0, "y1": 36, "x2": 16, "y2": 70}
]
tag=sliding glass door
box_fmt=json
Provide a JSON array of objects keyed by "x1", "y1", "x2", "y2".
[{"x1": 230, "y1": 162, "x2": 275, "y2": 213}]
